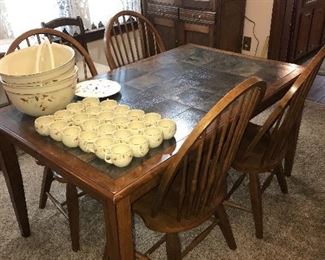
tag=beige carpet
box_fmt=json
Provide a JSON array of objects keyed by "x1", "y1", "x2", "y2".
[
  {"x1": 318, "y1": 60, "x2": 325, "y2": 75},
  {"x1": 0, "y1": 100, "x2": 325, "y2": 259}
]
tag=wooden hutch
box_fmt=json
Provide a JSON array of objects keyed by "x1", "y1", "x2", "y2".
[{"x1": 142, "y1": 0, "x2": 246, "y2": 52}]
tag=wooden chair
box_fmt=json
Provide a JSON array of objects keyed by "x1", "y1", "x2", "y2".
[
  {"x1": 104, "y1": 10, "x2": 166, "y2": 70},
  {"x1": 226, "y1": 46, "x2": 325, "y2": 239},
  {"x1": 133, "y1": 77, "x2": 266, "y2": 259},
  {"x1": 6, "y1": 28, "x2": 98, "y2": 251},
  {"x1": 41, "y1": 16, "x2": 88, "y2": 52}
]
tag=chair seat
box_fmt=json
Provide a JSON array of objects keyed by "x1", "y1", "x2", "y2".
[
  {"x1": 232, "y1": 123, "x2": 283, "y2": 173},
  {"x1": 134, "y1": 189, "x2": 220, "y2": 234}
]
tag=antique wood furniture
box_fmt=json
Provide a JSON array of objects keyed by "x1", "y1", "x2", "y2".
[
  {"x1": 142, "y1": 0, "x2": 246, "y2": 52},
  {"x1": 104, "y1": 10, "x2": 166, "y2": 69},
  {"x1": 226, "y1": 46, "x2": 325, "y2": 239},
  {"x1": 41, "y1": 16, "x2": 89, "y2": 52},
  {"x1": 288, "y1": 0, "x2": 325, "y2": 61},
  {"x1": 6, "y1": 28, "x2": 98, "y2": 251},
  {"x1": 269, "y1": 0, "x2": 325, "y2": 62},
  {"x1": 0, "y1": 44, "x2": 303, "y2": 260},
  {"x1": 133, "y1": 77, "x2": 266, "y2": 259}
]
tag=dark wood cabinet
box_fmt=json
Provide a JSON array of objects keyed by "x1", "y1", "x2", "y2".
[
  {"x1": 142, "y1": 0, "x2": 246, "y2": 52},
  {"x1": 145, "y1": 1, "x2": 179, "y2": 50},
  {"x1": 289, "y1": 0, "x2": 325, "y2": 61}
]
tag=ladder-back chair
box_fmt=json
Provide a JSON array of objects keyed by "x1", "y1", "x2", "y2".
[
  {"x1": 6, "y1": 28, "x2": 98, "y2": 251},
  {"x1": 226, "y1": 46, "x2": 325, "y2": 239},
  {"x1": 104, "y1": 10, "x2": 166, "y2": 70},
  {"x1": 134, "y1": 77, "x2": 266, "y2": 259},
  {"x1": 41, "y1": 16, "x2": 89, "y2": 52}
]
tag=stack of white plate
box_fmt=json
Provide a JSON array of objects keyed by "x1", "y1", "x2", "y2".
[{"x1": 0, "y1": 42, "x2": 77, "y2": 116}]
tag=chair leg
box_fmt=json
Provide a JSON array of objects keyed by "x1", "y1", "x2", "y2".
[
  {"x1": 166, "y1": 233, "x2": 181, "y2": 260},
  {"x1": 225, "y1": 173, "x2": 246, "y2": 200},
  {"x1": 274, "y1": 164, "x2": 288, "y2": 194},
  {"x1": 39, "y1": 166, "x2": 54, "y2": 209},
  {"x1": 66, "y1": 183, "x2": 80, "y2": 252},
  {"x1": 284, "y1": 120, "x2": 300, "y2": 177},
  {"x1": 248, "y1": 172, "x2": 263, "y2": 239},
  {"x1": 215, "y1": 204, "x2": 237, "y2": 250}
]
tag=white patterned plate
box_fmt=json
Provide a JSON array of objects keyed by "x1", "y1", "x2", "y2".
[{"x1": 75, "y1": 79, "x2": 121, "y2": 98}]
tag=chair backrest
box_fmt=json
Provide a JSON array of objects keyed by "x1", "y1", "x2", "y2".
[
  {"x1": 41, "y1": 16, "x2": 88, "y2": 52},
  {"x1": 104, "y1": 10, "x2": 166, "y2": 70},
  {"x1": 244, "y1": 46, "x2": 325, "y2": 165},
  {"x1": 152, "y1": 77, "x2": 266, "y2": 220},
  {"x1": 6, "y1": 28, "x2": 97, "y2": 80}
]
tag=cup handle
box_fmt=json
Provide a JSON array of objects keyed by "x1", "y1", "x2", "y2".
[
  {"x1": 86, "y1": 142, "x2": 95, "y2": 153},
  {"x1": 104, "y1": 153, "x2": 112, "y2": 164}
]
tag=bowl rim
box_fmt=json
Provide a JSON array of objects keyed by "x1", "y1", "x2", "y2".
[
  {"x1": 3, "y1": 73, "x2": 77, "y2": 95},
  {"x1": 0, "y1": 43, "x2": 75, "y2": 78},
  {"x1": 1, "y1": 66, "x2": 78, "y2": 89}
]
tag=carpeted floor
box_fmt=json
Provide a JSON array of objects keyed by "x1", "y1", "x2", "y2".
[
  {"x1": 0, "y1": 100, "x2": 325, "y2": 260},
  {"x1": 317, "y1": 60, "x2": 325, "y2": 76}
]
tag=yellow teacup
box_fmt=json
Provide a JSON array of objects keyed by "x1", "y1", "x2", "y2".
[
  {"x1": 158, "y1": 119, "x2": 177, "y2": 140},
  {"x1": 82, "y1": 97, "x2": 100, "y2": 107},
  {"x1": 114, "y1": 129, "x2": 132, "y2": 144},
  {"x1": 66, "y1": 102, "x2": 85, "y2": 114},
  {"x1": 128, "y1": 109, "x2": 145, "y2": 121},
  {"x1": 34, "y1": 115, "x2": 55, "y2": 136},
  {"x1": 72, "y1": 113, "x2": 89, "y2": 126},
  {"x1": 114, "y1": 104, "x2": 130, "y2": 115},
  {"x1": 113, "y1": 116, "x2": 130, "y2": 129},
  {"x1": 128, "y1": 121, "x2": 146, "y2": 136},
  {"x1": 129, "y1": 135, "x2": 149, "y2": 158},
  {"x1": 81, "y1": 119, "x2": 100, "y2": 132},
  {"x1": 109, "y1": 143, "x2": 133, "y2": 167},
  {"x1": 97, "y1": 123, "x2": 117, "y2": 138},
  {"x1": 144, "y1": 127, "x2": 163, "y2": 148},
  {"x1": 85, "y1": 105, "x2": 102, "y2": 116},
  {"x1": 54, "y1": 109, "x2": 73, "y2": 122},
  {"x1": 94, "y1": 137, "x2": 115, "y2": 160},
  {"x1": 100, "y1": 99, "x2": 118, "y2": 110},
  {"x1": 144, "y1": 112, "x2": 162, "y2": 127},
  {"x1": 78, "y1": 130, "x2": 97, "y2": 153},
  {"x1": 49, "y1": 120, "x2": 67, "y2": 142},
  {"x1": 98, "y1": 111, "x2": 114, "y2": 124},
  {"x1": 62, "y1": 126, "x2": 81, "y2": 148}
]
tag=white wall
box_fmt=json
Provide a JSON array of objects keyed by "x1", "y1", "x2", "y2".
[{"x1": 242, "y1": 0, "x2": 274, "y2": 58}]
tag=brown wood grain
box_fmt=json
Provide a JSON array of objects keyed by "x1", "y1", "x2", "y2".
[{"x1": 0, "y1": 44, "x2": 304, "y2": 260}]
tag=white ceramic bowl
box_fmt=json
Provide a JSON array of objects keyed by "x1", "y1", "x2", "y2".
[
  {"x1": 0, "y1": 43, "x2": 75, "y2": 84},
  {"x1": 4, "y1": 73, "x2": 77, "y2": 116},
  {"x1": 3, "y1": 66, "x2": 78, "y2": 94},
  {"x1": 0, "y1": 65, "x2": 76, "y2": 88}
]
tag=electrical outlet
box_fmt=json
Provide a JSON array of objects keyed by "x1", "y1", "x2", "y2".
[{"x1": 242, "y1": 36, "x2": 252, "y2": 51}]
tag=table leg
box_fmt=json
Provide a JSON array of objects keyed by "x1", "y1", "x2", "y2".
[
  {"x1": 0, "y1": 134, "x2": 30, "y2": 237},
  {"x1": 103, "y1": 196, "x2": 135, "y2": 260}
]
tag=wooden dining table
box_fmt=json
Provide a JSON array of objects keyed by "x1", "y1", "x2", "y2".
[{"x1": 0, "y1": 44, "x2": 303, "y2": 259}]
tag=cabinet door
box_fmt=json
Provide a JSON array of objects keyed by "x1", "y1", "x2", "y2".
[
  {"x1": 308, "y1": 6, "x2": 324, "y2": 51},
  {"x1": 145, "y1": 2, "x2": 179, "y2": 50},
  {"x1": 294, "y1": 10, "x2": 313, "y2": 60},
  {"x1": 181, "y1": 0, "x2": 216, "y2": 10},
  {"x1": 178, "y1": 8, "x2": 216, "y2": 47},
  {"x1": 290, "y1": 0, "x2": 325, "y2": 61},
  {"x1": 217, "y1": 0, "x2": 246, "y2": 52}
]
